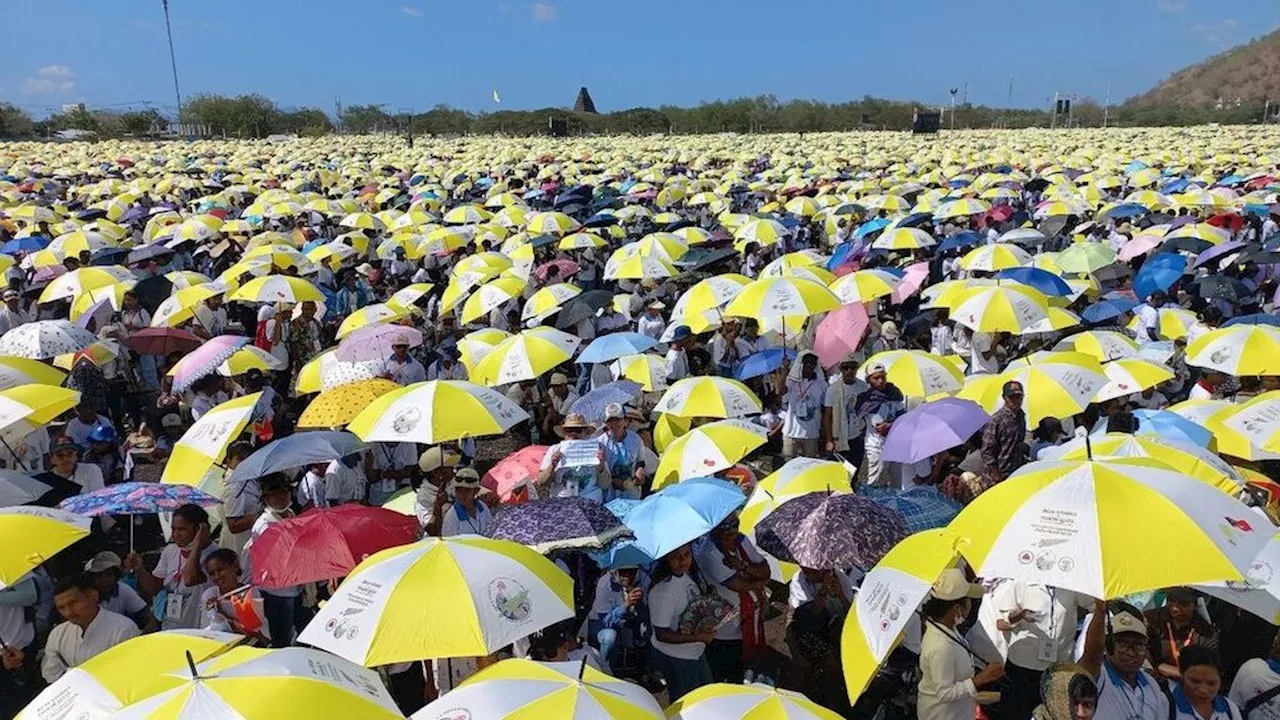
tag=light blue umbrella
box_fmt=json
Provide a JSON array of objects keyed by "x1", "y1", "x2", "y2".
[
  {"x1": 576, "y1": 332, "x2": 658, "y2": 364},
  {"x1": 1089, "y1": 409, "x2": 1213, "y2": 448},
  {"x1": 570, "y1": 380, "x2": 643, "y2": 424},
  {"x1": 624, "y1": 477, "x2": 746, "y2": 560},
  {"x1": 590, "y1": 539, "x2": 654, "y2": 570},
  {"x1": 859, "y1": 486, "x2": 963, "y2": 534},
  {"x1": 226, "y1": 431, "x2": 366, "y2": 486}
]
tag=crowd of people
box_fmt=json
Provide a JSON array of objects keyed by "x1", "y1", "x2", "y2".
[{"x1": 2, "y1": 129, "x2": 1280, "y2": 719}]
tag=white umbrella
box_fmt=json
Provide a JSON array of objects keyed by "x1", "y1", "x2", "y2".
[{"x1": 0, "y1": 320, "x2": 98, "y2": 359}]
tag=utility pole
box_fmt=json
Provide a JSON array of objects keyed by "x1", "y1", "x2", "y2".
[
  {"x1": 1103, "y1": 80, "x2": 1111, "y2": 128},
  {"x1": 334, "y1": 95, "x2": 344, "y2": 133},
  {"x1": 1050, "y1": 92, "x2": 1059, "y2": 129},
  {"x1": 161, "y1": 0, "x2": 182, "y2": 128},
  {"x1": 1007, "y1": 74, "x2": 1014, "y2": 106}
]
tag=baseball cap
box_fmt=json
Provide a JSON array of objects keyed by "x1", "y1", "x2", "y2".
[
  {"x1": 1002, "y1": 380, "x2": 1025, "y2": 397},
  {"x1": 671, "y1": 325, "x2": 692, "y2": 341},
  {"x1": 604, "y1": 402, "x2": 625, "y2": 421},
  {"x1": 84, "y1": 551, "x2": 123, "y2": 573},
  {"x1": 452, "y1": 467, "x2": 482, "y2": 488},
  {"x1": 419, "y1": 446, "x2": 462, "y2": 473},
  {"x1": 1, "y1": 289, "x2": 17, "y2": 300},
  {"x1": 1110, "y1": 608, "x2": 1148, "y2": 638},
  {"x1": 838, "y1": 353, "x2": 858, "y2": 368},
  {"x1": 866, "y1": 362, "x2": 887, "y2": 376},
  {"x1": 549, "y1": 372, "x2": 569, "y2": 387},
  {"x1": 161, "y1": 413, "x2": 183, "y2": 428},
  {"x1": 930, "y1": 569, "x2": 983, "y2": 601}
]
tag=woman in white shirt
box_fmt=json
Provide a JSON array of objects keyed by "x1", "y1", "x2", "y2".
[
  {"x1": 244, "y1": 474, "x2": 307, "y2": 648},
  {"x1": 917, "y1": 569, "x2": 1006, "y2": 720},
  {"x1": 126, "y1": 503, "x2": 219, "y2": 631},
  {"x1": 439, "y1": 468, "x2": 492, "y2": 537},
  {"x1": 648, "y1": 543, "x2": 714, "y2": 702}
]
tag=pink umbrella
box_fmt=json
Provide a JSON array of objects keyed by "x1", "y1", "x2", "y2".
[
  {"x1": 1119, "y1": 233, "x2": 1163, "y2": 261},
  {"x1": 335, "y1": 324, "x2": 424, "y2": 362},
  {"x1": 535, "y1": 259, "x2": 580, "y2": 281},
  {"x1": 482, "y1": 445, "x2": 550, "y2": 502},
  {"x1": 891, "y1": 262, "x2": 930, "y2": 304},
  {"x1": 170, "y1": 335, "x2": 250, "y2": 393},
  {"x1": 814, "y1": 302, "x2": 869, "y2": 369}
]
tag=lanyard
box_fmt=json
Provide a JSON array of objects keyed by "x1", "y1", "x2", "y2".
[
  {"x1": 1106, "y1": 661, "x2": 1155, "y2": 720},
  {"x1": 1167, "y1": 622, "x2": 1197, "y2": 666},
  {"x1": 925, "y1": 618, "x2": 985, "y2": 665},
  {"x1": 1046, "y1": 588, "x2": 1056, "y2": 638}
]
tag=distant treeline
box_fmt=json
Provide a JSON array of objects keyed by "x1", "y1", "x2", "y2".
[{"x1": 2, "y1": 92, "x2": 1275, "y2": 140}]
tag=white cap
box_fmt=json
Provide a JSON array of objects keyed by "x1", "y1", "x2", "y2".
[
  {"x1": 931, "y1": 569, "x2": 983, "y2": 602},
  {"x1": 604, "y1": 402, "x2": 625, "y2": 421}
]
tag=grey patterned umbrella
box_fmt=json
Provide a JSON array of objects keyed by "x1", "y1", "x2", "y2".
[
  {"x1": 491, "y1": 497, "x2": 633, "y2": 553},
  {"x1": 0, "y1": 320, "x2": 98, "y2": 359},
  {"x1": 755, "y1": 491, "x2": 908, "y2": 570}
]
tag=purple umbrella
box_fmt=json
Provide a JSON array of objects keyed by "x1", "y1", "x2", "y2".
[
  {"x1": 170, "y1": 335, "x2": 249, "y2": 393},
  {"x1": 490, "y1": 497, "x2": 634, "y2": 553},
  {"x1": 755, "y1": 492, "x2": 907, "y2": 570},
  {"x1": 881, "y1": 398, "x2": 990, "y2": 464},
  {"x1": 335, "y1": 324, "x2": 423, "y2": 362},
  {"x1": 1193, "y1": 240, "x2": 1247, "y2": 269}
]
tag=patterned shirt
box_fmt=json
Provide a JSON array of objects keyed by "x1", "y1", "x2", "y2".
[{"x1": 980, "y1": 405, "x2": 1028, "y2": 478}]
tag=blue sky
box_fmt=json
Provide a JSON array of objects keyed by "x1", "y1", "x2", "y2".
[{"x1": 3, "y1": 0, "x2": 1278, "y2": 117}]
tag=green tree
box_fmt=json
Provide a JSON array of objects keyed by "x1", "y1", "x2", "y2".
[
  {"x1": 120, "y1": 109, "x2": 166, "y2": 136},
  {"x1": 340, "y1": 105, "x2": 393, "y2": 133},
  {"x1": 0, "y1": 104, "x2": 34, "y2": 137}
]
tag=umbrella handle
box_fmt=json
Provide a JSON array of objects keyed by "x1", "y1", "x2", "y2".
[{"x1": 0, "y1": 436, "x2": 29, "y2": 473}]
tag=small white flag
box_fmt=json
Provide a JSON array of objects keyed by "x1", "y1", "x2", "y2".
[{"x1": 492, "y1": 89, "x2": 501, "y2": 104}]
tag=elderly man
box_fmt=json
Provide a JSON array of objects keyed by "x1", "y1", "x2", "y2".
[
  {"x1": 0, "y1": 289, "x2": 30, "y2": 334},
  {"x1": 980, "y1": 380, "x2": 1029, "y2": 484}
]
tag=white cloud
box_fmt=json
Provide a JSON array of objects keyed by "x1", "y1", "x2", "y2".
[
  {"x1": 21, "y1": 65, "x2": 75, "y2": 95},
  {"x1": 531, "y1": 2, "x2": 555, "y2": 22},
  {"x1": 1156, "y1": 0, "x2": 1188, "y2": 13},
  {"x1": 401, "y1": 5, "x2": 422, "y2": 17},
  {"x1": 135, "y1": 20, "x2": 156, "y2": 31},
  {"x1": 1192, "y1": 18, "x2": 1241, "y2": 48}
]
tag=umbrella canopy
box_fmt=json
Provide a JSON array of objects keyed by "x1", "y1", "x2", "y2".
[
  {"x1": 858, "y1": 350, "x2": 965, "y2": 399},
  {"x1": 0, "y1": 507, "x2": 91, "y2": 589},
  {"x1": 577, "y1": 332, "x2": 658, "y2": 364},
  {"x1": 1186, "y1": 325, "x2": 1280, "y2": 376},
  {"x1": 298, "y1": 536, "x2": 573, "y2": 665},
  {"x1": 250, "y1": 505, "x2": 420, "y2": 590},
  {"x1": 723, "y1": 277, "x2": 841, "y2": 326},
  {"x1": 948, "y1": 283, "x2": 1053, "y2": 335},
  {"x1": 297, "y1": 378, "x2": 402, "y2": 429},
  {"x1": 125, "y1": 327, "x2": 203, "y2": 356},
  {"x1": 167, "y1": 335, "x2": 250, "y2": 393},
  {"x1": 334, "y1": 303, "x2": 409, "y2": 340},
  {"x1": 0, "y1": 470, "x2": 52, "y2": 506},
  {"x1": 1094, "y1": 358, "x2": 1175, "y2": 403},
  {"x1": 335, "y1": 324, "x2": 423, "y2": 363},
  {"x1": 1053, "y1": 330, "x2": 1139, "y2": 362},
  {"x1": 569, "y1": 380, "x2": 645, "y2": 424},
  {"x1": 654, "y1": 419, "x2": 767, "y2": 489},
  {"x1": 0, "y1": 384, "x2": 80, "y2": 437},
  {"x1": 625, "y1": 477, "x2": 746, "y2": 560},
  {"x1": 755, "y1": 491, "x2": 908, "y2": 570},
  {"x1": 960, "y1": 351, "x2": 1106, "y2": 428},
  {"x1": 668, "y1": 683, "x2": 842, "y2": 720},
  {"x1": 472, "y1": 327, "x2": 581, "y2": 387},
  {"x1": 490, "y1": 497, "x2": 633, "y2": 553},
  {"x1": 951, "y1": 458, "x2": 1267, "y2": 598},
  {"x1": 859, "y1": 486, "x2": 964, "y2": 533},
  {"x1": 413, "y1": 659, "x2": 663, "y2": 720},
  {"x1": 652, "y1": 376, "x2": 762, "y2": 419},
  {"x1": 0, "y1": 320, "x2": 98, "y2": 359},
  {"x1": 1196, "y1": 533, "x2": 1280, "y2": 625},
  {"x1": 162, "y1": 393, "x2": 265, "y2": 485},
  {"x1": 482, "y1": 445, "x2": 550, "y2": 502},
  {"x1": 554, "y1": 289, "x2": 614, "y2": 330},
  {"x1": 58, "y1": 482, "x2": 220, "y2": 517},
  {"x1": 228, "y1": 274, "x2": 325, "y2": 304},
  {"x1": 1048, "y1": 433, "x2": 1242, "y2": 493},
  {"x1": 346, "y1": 380, "x2": 529, "y2": 444},
  {"x1": 226, "y1": 431, "x2": 366, "y2": 487},
  {"x1": 1221, "y1": 391, "x2": 1280, "y2": 454},
  {"x1": 881, "y1": 398, "x2": 990, "y2": 464}
]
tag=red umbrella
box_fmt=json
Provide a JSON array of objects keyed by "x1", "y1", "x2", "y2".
[
  {"x1": 126, "y1": 328, "x2": 203, "y2": 356},
  {"x1": 250, "y1": 505, "x2": 419, "y2": 590},
  {"x1": 482, "y1": 445, "x2": 550, "y2": 502},
  {"x1": 1207, "y1": 213, "x2": 1245, "y2": 231}
]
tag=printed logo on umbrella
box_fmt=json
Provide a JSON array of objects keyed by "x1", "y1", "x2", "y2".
[
  {"x1": 1220, "y1": 516, "x2": 1255, "y2": 547},
  {"x1": 434, "y1": 710, "x2": 473, "y2": 720},
  {"x1": 391, "y1": 407, "x2": 422, "y2": 435},
  {"x1": 488, "y1": 577, "x2": 532, "y2": 623}
]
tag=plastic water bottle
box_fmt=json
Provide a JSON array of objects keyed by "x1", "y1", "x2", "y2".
[{"x1": 743, "y1": 669, "x2": 756, "y2": 685}]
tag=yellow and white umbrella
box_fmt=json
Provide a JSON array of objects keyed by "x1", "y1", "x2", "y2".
[
  {"x1": 522, "y1": 283, "x2": 582, "y2": 323},
  {"x1": 858, "y1": 350, "x2": 965, "y2": 398},
  {"x1": 228, "y1": 275, "x2": 325, "y2": 304},
  {"x1": 339, "y1": 211, "x2": 386, "y2": 232},
  {"x1": 934, "y1": 197, "x2": 992, "y2": 219},
  {"x1": 150, "y1": 281, "x2": 229, "y2": 329},
  {"x1": 347, "y1": 380, "x2": 529, "y2": 444},
  {"x1": 1127, "y1": 307, "x2": 1198, "y2": 341},
  {"x1": 162, "y1": 393, "x2": 263, "y2": 485},
  {"x1": 216, "y1": 346, "x2": 286, "y2": 377},
  {"x1": 870, "y1": 227, "x2": 935, "y2": 251},
  {"x1": 460, "y1": 275, "x2": 528, "y2": 326},
  {"x1": 105, "y1": 646, "x2": 402, "y2": 718},
  {"x1": 1221, "y1": 391, "x2": 1280, "y2": 454},
  {"x1": 958, "y1": 243, "x2": 1031, "y2": 272},
  {"x1": 415, "y1": 659, "x2": 663, "y2": 719},
  {"x1": 652, "y1": 376, "x2": 762, "y2": 419},
  {"x1": 633, "y1": 232, "x2": 690, "y2": 262},
  {"x1": 841, "y1": 529, "x2": 961, "y2": 702},
  {"x1": 298, "y1": 537, "x2": 573, "y2": 666},
  {"x1": 669, "y1": 683, "x2": 842, "y2": 720},
  {"x1": 305, "y1": 240, "x2": 357, "y2": 269},
  {"x1": 948, "y1": 283, "x2": 1052, "y2": 334},
  {"x1": 0, "y1": 356, "x2": 66, "y2": 389},
  {"x1": 526, "y1": 211, "x2": 581, "y2": 236},
  {"x1": 1170, "y1": 399, "x2": 1280, "y2": 462},
  {"x1": 387, "y1": 283, "x2": 435, "y2": 310},
  {"x1": 603, "y1": 246, "x2": 677, "y2": 281},
  {"x1": 1093, "y1": 358, "x2": 1175, "y2": 403},
  {"x1": 0, "y1": 507, "x2": 91, "y2": 589},
  {"x1": 457, "y1": 328, "x2": 511, "y2": 375},
  {"x1": 951, "y1": 458, "x2": 1267, "y2": 598},
  {"x1": 959, "y1": 351, "x2": 1106, "y2": 428},
  {"x1": 1186, "y1": 325, "x2": 1280, "y2": 376},
  {"x1": 1047, "y1": 433, "x2": 1242, "y2": 494},
  {"x1": 335, "y1": 303, "x2": 410, "y2": 340},
  {"x1": 471, "y1": 327, "x2": 581, "y2": 387},
  {"x1": 38, "y1": 266, "x2": 135, "y2": 304},
  {"x1": 671, "y1": 274, "x2": 751, "y2": 332},
  {"x1": 723, "y1": 277, "x2": 840, "y2": 327},
  {"x1": 673, "y1": 226, "x2": 713, "y2": 245},
  {"x1": 17, "y1": 630, "x2": 242, "y2": 720},
  {"x1": 443, "y1": 204, "x2": 493, "y2": 225},
  {"x1": 653, "y1": 418, "x2": 767, "y2": 489},
  {"x1": 611, "y1": 353, "x2": 668, "y2": 393},
  {"x1": 1053, "y1": 330, "x2": 1140, "y2": 362},
  {"x1": 732, "y1": 218, "x2": 789, "y2": 249},
  {"x1": 0, "y1": 384, "x2": 80, "y2": 437},
  {"x1": 558, "y1": 232, "x2": 606, "y2": 250},
  {"x1": 828, "y1": 269, "x2": 900, "y2": 304},
  {"x1": 69, "y1": 280, "x2": 136, "y2": 321}
]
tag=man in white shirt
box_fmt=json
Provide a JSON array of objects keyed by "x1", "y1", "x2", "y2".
[
  {"x1": 0, "y1": 576, "x2": 37, "y2": 713},
  {"x1": 709, "y1": 321, "x2": 752, "y2": 376},
  {"x1": 40, "y1": 574, "x2": 140, "y2": 683},
  {"x1": 325, "y1": 453, "x2": 368, "y2": 504},
  {"x1": 84, "y1": 552, "x2": 156, "y2": 632},
  {"x1": 1229, "y1": 630, "x2": 1280, "y2": 720},
  {"x1": 193, "y1": 296, "x2": 229, "y2": 337},
  {"x1": 969, "y1": 331, "x2": 1003, "y2": 375},
  {"x1": 994, "y1": 581, "x2": 1093, "y2": 720},
  {"x1": 386, "y1": 341, "x2": 427, "y2": 386},
  {"x1": 64, "y1": 405, "x2": 114, "y2": 448},
  {"x1": 0, "y1": 289, "x2": 30, "y2": 334},
  {"x1": 665, "y1": 326, "x2": 692, "y2": 383},
  {"x1": 1078, "y1": 600, "x2": 1170, "y2": 720},
  {"x1": 48, "y1": 441, "x2": 105, "y2": 496},
  {"x1": 369, "y1": 441, "x2": 418, "y2": 506},
  {"x1": 636, "y1": 301, "x2": 666, "y2": 341},
  {"x1": 1133, "y1": 291, "x2": 1165, "y2": 343},
  {"x1": 776, "y1": 351, "x2": 826, "y2": 459},
  {"x1": 822, "y1": 355, "x2": 870, "y2": 465}
]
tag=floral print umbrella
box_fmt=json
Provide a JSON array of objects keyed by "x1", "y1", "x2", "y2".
[
  {"x1": 169, "y1": 334, "x2": 249, "y2": 393},
  {"x1": 59, "y1": 481, "x2": 220, "y2": 517},
  {"x1": 490, "y1": 497, "x2": 633, "y2": 553},
  {"x1": 755, "y1": 491, "x2": 908, "y2": 570}
]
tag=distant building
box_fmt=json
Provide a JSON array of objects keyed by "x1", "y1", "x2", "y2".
[
  {"x1": 61, "y1": 103, "x2": 86, "y2": 114},
  {"x1": 573, "y1": 87, "x2": 597, "y2": 114}
]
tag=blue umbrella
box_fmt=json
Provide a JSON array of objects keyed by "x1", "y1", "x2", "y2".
[
  {"x1": 936, "y1": 231, "x2": 981, "y2": 253},
  {"x1": 590, "y1": 539, "x2": 654, "y2": 570},
  {"x1": 226, "y1": 431, "x2": 366, "y2": 486},
  {"x1": 858, "y1": 486, "x2": 963, "y2": 534},
  {"x1": 90, "y1": 247, "x2": 131, "y2": 266},
  {"x1": 1089, "y1": 409, "x2": 1213, "y2": 448},
  {"x1": 1159, "y1": 178, "x2": 1192, "y2": 194},
  {"x1": 1225, "y1": 313, "x2": 1280, "y2": 327},
  {"x1": 1, "y1": 236, "x2": 48, "y2": 254},
  {"x1": 604, "y1": 497, "x2": 641, "y2": 519},
  {"x1": 1134, "y1": 252, "x2": 1187, "y2": 300},
  {"x1": 896, "y1": 212, "x2": 933, "y2": 228},
  {"x1": 1101, "y1": 203, "x2": 1149, "y2": 220},
  {"x1": 734, "y1": 348, "x2": 796, "y2": 381},
  {"x1": 854, "y1": 218, "x2": 891, "y2": 240},
  {"x1": 1081, "y1": 297, "x2": 1137, "y2": 324},
  {"x1": 577, "y1": 332, "x2": 658, "y2": 364},
  {"x1": 826, "y1": 242, "x2": 857, "y2": 272},
  {"x1": 624, "y1": 477, "x2": 746, "y2": 559},
  {"x1": 995, "y1": 267, "x2": 1072, "y2": 296},
  {"x1": 583, "y1": 212, "x2": 619, "y2": 228},
  {"x1": 529, "y1": 234, "x2": 559, "y2": 248},
  {"x1": 570, "y1": 380, "x2": 643, "y2": 424}
]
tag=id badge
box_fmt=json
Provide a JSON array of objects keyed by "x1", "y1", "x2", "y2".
[
  {"x1": 165, "y1": 592, "x2": 186, "y2": 623},
  {"x1": 381, "y1": 478, "x2": 396, "y2": 494},
  {"x1": 1037, "y1": 638, "x2": 1059, "y2": 663}
]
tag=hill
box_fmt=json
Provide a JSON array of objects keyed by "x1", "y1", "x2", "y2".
[{"x1": 1129, "y1": 28, "x2": 1280, "y2": 107}]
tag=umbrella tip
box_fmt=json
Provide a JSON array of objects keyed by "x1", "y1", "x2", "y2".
[
  {"x1": 185, "y1": 649, "x2": 200, "y2": 679},
  {"x1": 1084, "y1": 432, "x2": 1093, "y2": 461}
]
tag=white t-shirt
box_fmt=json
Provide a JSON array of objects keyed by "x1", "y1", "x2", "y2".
[
  {"x1": 665, "y1": 347, "x2": 689, "y2": 382},
  {"x1": 440, "y1": 501, "x2": 493, "y2": 537},
  {"x1": 637, "y1": 314, "x2": 665, "y2": 341},
  {"x1": 782, "y1": 376, "x2": 826, "y2": 439},
  {"x1": 324, "y1": 459, "x2": 367, "y2": 504},
  {"x1": 788, "y1": 568, "x2": 862, "y2": 608},
  {"x1": 263, "y1": 319, "x2": 289, "y2": 366},
  {"x1": 993, "y1": 582, "x2": 1090, "y2": 671},
  {"x1": 969, "y1": 333, "x2": 1000, "y2": 375},
  {"x1": 221, "y1": 472, "x2": 261, "y2": 558},
  {"x1": 695, "y1": 536, "x2": 765, "y2": 640},
  {"x1": 296, "y1": 469, "x2": 328, "y2": 509},
  {"x1": 1095, "y1": 662, "x2": 1170, "y2": 720},
  {"x1": 100, "y1": 581, "x2": 148, "y2": 619},
  {"x1": 1135, "y1": 304, "x2": 1160, "y2": 341},
  {"x1": 55, "y1": 462, "x2": 105, "y2": 495},
  {"x1": 1230, "y1": 658, "x2": 1280, "y2": 720},
  {"x1": 824, "y1": 379, "x2": 868, "y2": 447},
  {"x1": 153, "y1": 543, "x2": 219, "y2": 630},
  {"x1": 648, "y1": 573, "x2": 704, "y2": 661},
  {"x1": 65, "y1": 415, "x2": 112, "y2": 447},
  {"x1": 930, "y1": 325, "x2": 954, "y2": 358}
]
